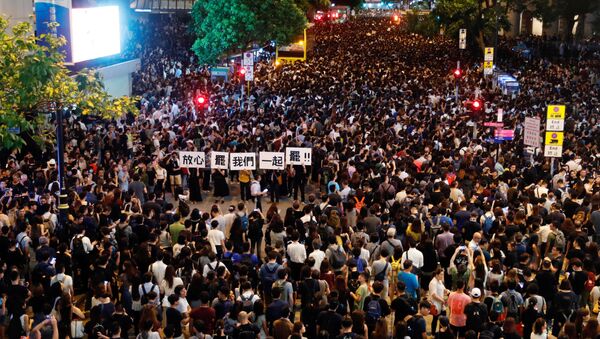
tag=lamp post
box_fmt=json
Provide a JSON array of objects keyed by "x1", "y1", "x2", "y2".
[{"x1": 53, "y1": 103, "x2": 69, "y2": 234}]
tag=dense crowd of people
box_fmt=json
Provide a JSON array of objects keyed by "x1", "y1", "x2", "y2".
[{"x1": 0, "y1": 11, "x2": 599, "y2": 339}]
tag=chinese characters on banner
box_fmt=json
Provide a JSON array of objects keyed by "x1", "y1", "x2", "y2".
[
  {"x1": 210, "y1": 152, "x2": 229, "y2": 170},
  {"x1": 285, "y1": 148, "x2": 312, "y2": 165},
  {"x1": 259, "y1": 152, "x2": 285, "y2": 170},
  {"x1": 180, "y1": 149, "x2": 310, "y2": 170},
  {"x1": 229, "y1": 153, "x2": 256, "y2": 170},
  {"x1": 178, "y1": 151, "x2": 207, "y2": 168}
]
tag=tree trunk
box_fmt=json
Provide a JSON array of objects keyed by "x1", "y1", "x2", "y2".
[
  {"x1": 563, "y1": 16, "x2": 576, "y2": 42},
  {"x1": 575, "y1": 13, "x2": 586, "y2": 41}
]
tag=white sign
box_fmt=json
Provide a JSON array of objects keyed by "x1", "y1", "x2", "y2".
[
  {"x1": 229, "y1": 153, "x2": 256, "y2": 170},
  {"x1": 210, "y1": 152, "x2": 229, "y2": 170},
  {"x1": 459, "y1": 29, "x2": 466, "y2": 49},
  {"x1": 179, "y1": 151, "x2": 207, "y2": 168},
  {"x1": 259, "y1": 152, "x2": 285, "y2": 170},
  {"x1": 523, "y1": 117, "x2": 541, "y2": 148},
  {"x1": 546, "y1": 119, "x2": 564, "y2": 131},
  {"x1": 497, "y1": 108, "x2": 503, "y2": 123},
  {"x1": 243, "y1": 52, "x2": 254, "y2": 66},
  {"x1": 544, "y1": 145, "x2": 562, "y2": 158},
  {"x1": 285, "y1": 147, "x2": 312, "y2": 165},
  {"x1": 484, "y1": 47, "x2": 494, "y2": 61},
  {"x1": 244, "y1": 65, "x2": 254, "y2": 81}
]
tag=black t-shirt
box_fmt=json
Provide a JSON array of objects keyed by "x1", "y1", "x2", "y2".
[
  {"x1": 391, "y1": 295, "x2": 416, "y2": 322},
  {"x1": 233, "y1": 323, "x2": 260, "y2": 339},
  {"x1": 6, "y1": 283, "x2": 29, "y2": 314},
  {"x1": 166, "y1": 307, "x2": 183, "y2": 337}
]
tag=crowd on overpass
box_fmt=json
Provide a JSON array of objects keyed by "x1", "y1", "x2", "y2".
[{"x1": 0, "y1": 12, "x2": 599, "y2": 339}]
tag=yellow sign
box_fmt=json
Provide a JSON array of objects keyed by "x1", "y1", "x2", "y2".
[
  {"x1": 485, "y1": 47, "x2": 494, "y2": 55},
  {"x1": 545, "y1": 131, "x2": 564, "y2": 146},
  {"x1": 546, "y1": 105, "x2": 565, "y2": 120},
  {"x1": 483, "y1": 61, "x2": 493, "y2": 69}
]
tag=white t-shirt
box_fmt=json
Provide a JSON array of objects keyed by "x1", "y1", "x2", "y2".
[
  {"x1": 202, "y1": 260, "x2": 228, "y2": 278},
  {"x1": 400, "y1": 248, "x2": 424, "y2": 269},
  {"x1": 207, "y1": 229, "x2": 225, "y2": 254},
  {"x1": 137, "y1": 331, "x2": 161, "y2": 339},
  {"x1": 309, "y1": 249, "x2": 326, "y2": 272},
  {"x1": 429, "y1": 277, "x2": 446, "y2": 312},
  {"x1": 50, "y1": 273, "x2": 74, "y2": 294},
  {"x1": 160, "y1": 277, "x2": 184, "y2": 305}
]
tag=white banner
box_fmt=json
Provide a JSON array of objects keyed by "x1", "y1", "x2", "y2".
[
  {"x1": 259, "y1": 152, "x2": 285, "y2": 170},
  {"x1": 523, "y1": 117, "x2": 541, "y2": 148},
  {"x1": 210, "y1": 152, "x2": 229, "y2": 170},
  {"x1": 244, "y1": 65, "x2": 254, "y2": 81},
  {"x1": 285, "y1": 147, "x2": 312, "y2": 165},
  {"x1": 179, "y1": 151, "x2": 207, "y2": 168},
  {"x1": 229, "y1": 153, "x2": 256, "y2": 170}
]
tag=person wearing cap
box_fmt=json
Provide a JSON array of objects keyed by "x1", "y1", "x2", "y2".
[
  {"x1": 447, "y1": 280, "x2": 470, "y2": 338},
  {"x1": 464, "y1": 287, "x2": 488, "y2": 334}
]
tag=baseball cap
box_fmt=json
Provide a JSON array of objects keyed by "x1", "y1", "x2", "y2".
[{"x1": 471, "y1": 288, "x2": 481, "y2": 298}]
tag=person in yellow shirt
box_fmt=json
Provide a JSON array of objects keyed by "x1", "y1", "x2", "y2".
[{"x1": 239, "y1": 169, "x2": 251, "y2": 202}]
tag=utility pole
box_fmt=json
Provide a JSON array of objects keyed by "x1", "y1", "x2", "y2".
[{"x1": 53, "y1": 103, "x2": 69, "y2": 234}]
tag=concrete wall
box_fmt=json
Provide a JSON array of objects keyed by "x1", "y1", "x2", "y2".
[
  {"x1": 0, "y1": 0, "x2": 34, "y2": 30},
  {"x1": 96, "y1": 58, "x2": 141, "y2": 97}
]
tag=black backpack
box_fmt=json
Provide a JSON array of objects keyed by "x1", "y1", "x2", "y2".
[
  {"x1": 72, "y1": 235, "x2": 86, "y2": 258},
  {"x1": 140, "y1": 283, "x2": 156, "y2": 305},
  {"x1": 465, "y1": 302, "x2": 487, "y2": 332}
]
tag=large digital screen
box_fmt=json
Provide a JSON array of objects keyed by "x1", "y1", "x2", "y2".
[{"x1": 71, "y1": 6, "x2": 121, "y2": 63}]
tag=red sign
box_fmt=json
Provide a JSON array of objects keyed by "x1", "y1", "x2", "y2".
[
  {"x1": 494, "y1": 129, "x2": 514, "y2": 138},
  {"x1": 484, "y1": 122, "x2": 503, "y2": 127}
]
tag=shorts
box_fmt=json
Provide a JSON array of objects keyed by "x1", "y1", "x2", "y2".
[
  {"x1": 450, "y1": 325, "x2": 466, "y2": 338},
  {"x1": 170, "y1": 174, "x2": 182, "y2": 186}
]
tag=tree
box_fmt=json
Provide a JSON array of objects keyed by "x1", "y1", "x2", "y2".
[
  {"x1": 432, "y1": 0, "x2": 510, "y2": 53},
  {"x1": 191, "y1": 0, "x2": 307, "y2": 65},
  {"x1": 0, "y1": 17, "x2": 137, "y2": 151}
]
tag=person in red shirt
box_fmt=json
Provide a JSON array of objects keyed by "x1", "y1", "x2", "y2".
[
  {"x1": 447, "y1": 280, "x2": 471, "y2": 338},
  {"x1": 189, "y1": 292, "x2": 216, "y2": 334}
]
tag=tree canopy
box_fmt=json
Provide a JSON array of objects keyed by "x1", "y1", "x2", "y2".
[
  {"x1": 191, "y1": 0, "x2": 307, "y2": 65},
  {"x1": 432, "y1": 0, "x2": 510, "y2": 53},
  {"x1": 0, "y1": 17, "x2": 137, "y2": 152}
]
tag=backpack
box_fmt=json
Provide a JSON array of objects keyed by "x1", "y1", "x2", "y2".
[
  {"x1": 72, "y1": 235, "x2": 86, "y2": 258},
  {"x1": 465, "y1": 302, "x2": 486, "y2": 332},
  {"x1": 240, "y1": 293, "x2": 255, "y2": 312},
  {"x1": 140, "y1": 283, "x2": 156, "y2": 305},
  {"x1": 240, "y1": 253, "x2": 254, "y2": 268},
  {"x1": 354, "y1": 196, "x2": 365, "y2": 213},
  {"x1": 503, "y1": 292, "x2": 519, "y2": 319},
  {"x1": 356, "y1": 257, "x2": 365, "y2": 273},
  {"x1": 238, "y1": 214, "x2": 249, "y2": 232},
  {"x1": 221, "y1": 253, "x2": 234, "y2": 272},
  {"x1": 366, "y1": 298, "x2": 383, "y2": 321},
  {"x1": 207, "y1": 260, "x2": 221, "y2": 274},
  {"x1": 329, "y1": 246, "x2": 347, "y2": 270},
  {"x1": 390, "y1": 255, "x2": 402, "y2": 273},
  {"x1": 482, "y1": 214, "x2": 494, "y2": 234},
  {"x1": 406, "y1": 315, "x2": 423, "y2": 339},
  {"x1": 554, "y1": 230, "x2": 566, "y2": 251},
  {"x1": 491, "y1": 297, "x2": 505, "y2": 319},
  {"x1": 585, "y1": 272, "x2": 596, "y2": 292},
  {"x1": 261, "y1": 264, "x2": 279, "y2": 291},
  {"x1": 375, "y1": 262, "x2": 389, "y2": 282}
]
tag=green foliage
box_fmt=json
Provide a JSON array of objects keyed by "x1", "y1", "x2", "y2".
[
  {"x1": 406, "y1": 11, "x2": 440, "y2": 37},
  {"x1": 432, "y1": 0, "x2": 510, "y2": 52},
  {"x1": 191, "y1": 0, "x2": 307, "y2": 65},
  {"x1": 0, "y1": 16, "x2": 138, "y2": 151}
]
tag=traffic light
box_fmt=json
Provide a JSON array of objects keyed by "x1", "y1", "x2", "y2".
[
  {"x1": 453, "y1": 68, "x2": 463, "y2": 79},
  {"x1": 471, "y1": 99, "x2": 482, "y2": 111},
  {"x1": 195, "y1": 95, "x2": 206, "y2": 106}
]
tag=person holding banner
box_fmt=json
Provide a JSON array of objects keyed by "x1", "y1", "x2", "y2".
[
  {"x1": 212, "y1": 169, "x2": 229, "y2": 204},
  {"x1": 251, "y1": 174, "x2": 268, "y2": 211}
]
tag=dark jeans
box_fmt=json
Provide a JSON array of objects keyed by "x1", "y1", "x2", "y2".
[
  {"x1": 240, "y1": 181, "x2": 250, "y2": 201},
  {"x1": 250, "y1": 238, "x2": 262, "y2": 258},
  {"x1": 293, "y1": 179, "x2": 305, "y2": 201}
]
